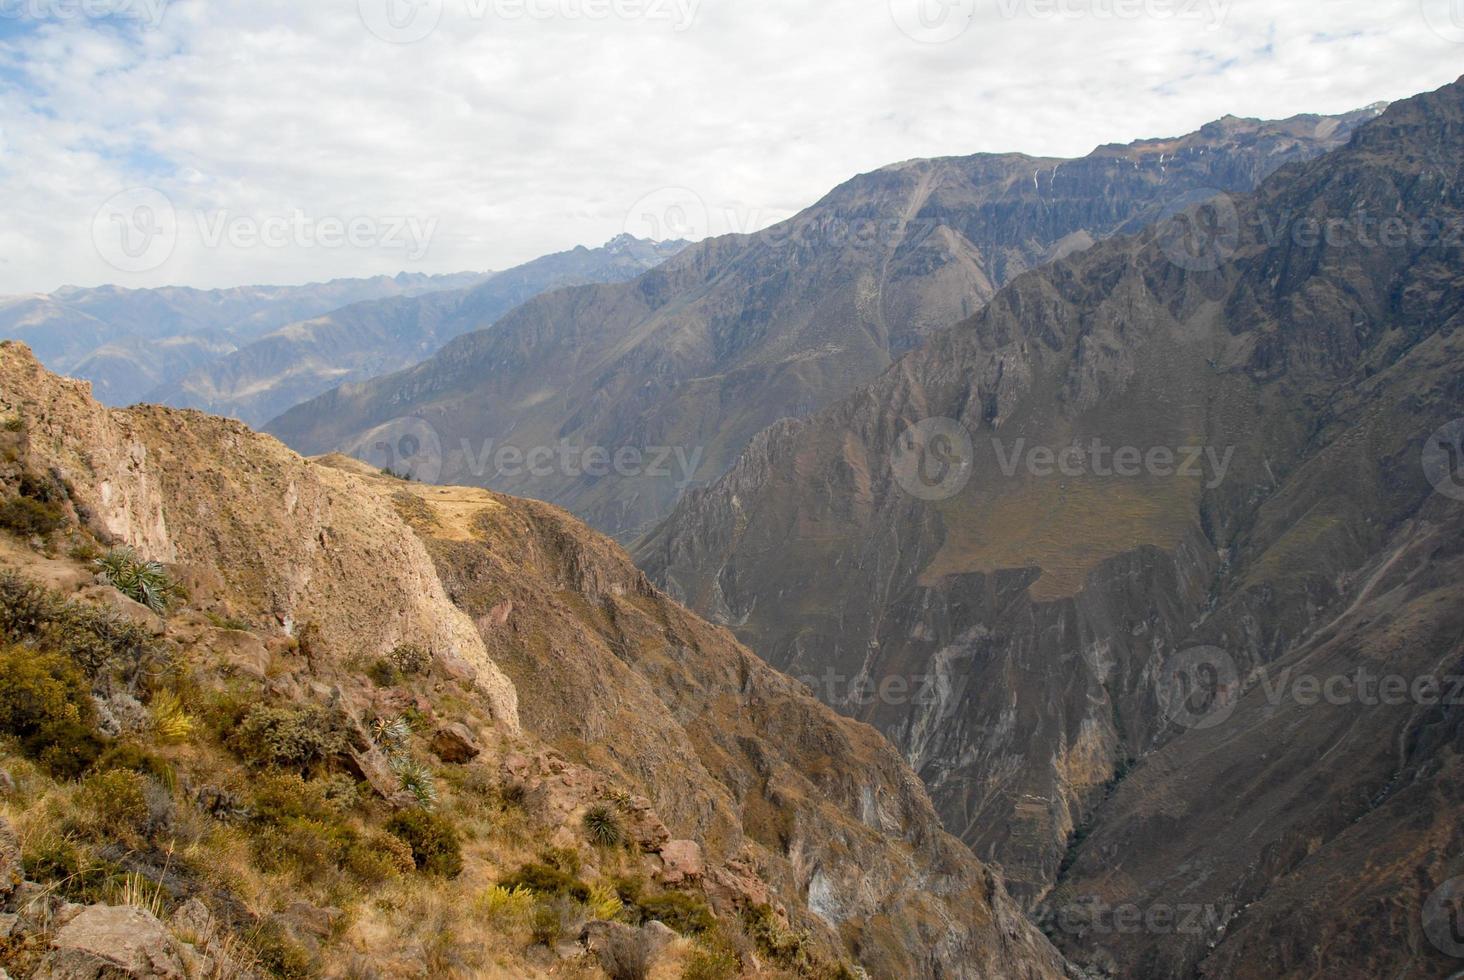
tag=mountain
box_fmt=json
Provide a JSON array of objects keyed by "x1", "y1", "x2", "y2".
[
  {"x1": 1, "y1": 272, "x2": 489, "y2": 406},
  {"x1": 0, "y1": 341, "x2": 1067, "y2": 979},
  {"x1": 266, "y1": 106, "x2": 1383, "y2": 540},
  {"x1": 636, "y1": 77, "x2": 1464, "y2": 978},
  {"x1": 152, "y1": 235, "x2": 688, "y2": 427}
]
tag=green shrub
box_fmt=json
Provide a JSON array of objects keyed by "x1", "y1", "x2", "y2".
[
  {"x1": 252, "y1": 918, "x2": 318, "y2": 980},
  {"x1": 95, "y1": 547, "x2": 177, "y2": 613},
  {"x1": 583, "y1": 804, "x2": 625, "y2": 847},
  {"x1": 530, "y1": 901, "x2": 564, "y2": 947},
  {"x1": 365, "y1": 658, "x2": 399, "y2": 688},
  {"x1": 252, "y1": 816, "x2": 354, "y2": 878},
  {"x1": 0, "y1": 645, "x2": 106, "y2": 777},
  {"x1": 230, "y1": 703, "x2": 346, "y2": 772},
  {"x1": 344, "y1": 832, "x2": 415, "y2": 883},
  {"x1": 386, "y1": 808, "x2": 462, "y2": 878},
  {"x1": 0, "y1": 573, "x2": 158, "y2": 677},
  {"x1": 638, "y1": 891, "x2": 715, "y2": 936},
  {"x1": 75, "y1": 769, "x2": 151, "y2": 844},
  {"x1": 497, "y1": 861, "x2": 589, "y2": 903},
  {"x1": 96, "y1": 742, "x2": 176, "y2": 787},
  {"x1": 0, "y1": 496, "x2": 65, "y2": 536}
]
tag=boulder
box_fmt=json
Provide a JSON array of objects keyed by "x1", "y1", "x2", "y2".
[
  {"x1": 34, "y1": 905, "x2": 190, "y2": 979},
  {"x1": 430, "y1": 722, "x2": 481, "y2": 764},
  {"x1": 657, "y1": 839, "x2": 704, "y2": 885}
]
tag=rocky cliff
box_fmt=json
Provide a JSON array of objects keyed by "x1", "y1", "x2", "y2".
[
  {"x1": 0, "y1": 342, "x2": 1066, "y2": 978},
  {"x1": 266, "y1": 107, "x2": 1381, "y2": 540},
  {"x1": 637, "y1": 76, "x2": 1464, "y2": 977}
]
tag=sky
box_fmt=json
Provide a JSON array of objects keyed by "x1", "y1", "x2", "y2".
[{"x1": 0, "y1": 0, "x2": 1459, "y2": 294}]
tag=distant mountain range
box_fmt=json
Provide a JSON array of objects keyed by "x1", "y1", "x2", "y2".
[
  {"x1": 151, "y1": 234, "x2": 687, "y2": 426},
  {"x1": 3, "y1": 234, "x2": 686, "y2": 424},
  {"x1": 0, "y1": 271, "x2": 489, "y2": 406},
  {"x1": 265, "y1": 105, "x2": 1384, "y2": 540}
]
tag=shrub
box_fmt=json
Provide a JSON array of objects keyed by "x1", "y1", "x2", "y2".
[
  {"x1": 598, "y1": 924, "x2": 657, "y2": 980},
  {"x1": 230, "y1": 703, "x2": 346, "y2": 772},
  {"x1": 388, "y1": 643, "x2": 431, "y2": 676},
  {"x1": 497, "y1": 861, "x2": 590, "y2": 903},
  {"x1": 0, "y1": 495, "x2": 65, "y2": 536},
  {"x1": 0, "y1": 573, "x2": 158, "y2": 677},
  {"x1": 638, "y1": 891, "x2": 715, "y2": 936},
  {"x1": 530, "y1": 901, "x2": 564, "y2": 947},
  {"x1": 583, "y1": 804, "x2": 625, "y2": 847},
  {"x1": 365, "y1": 658, "x2": 399, "y2": 688},
  {"x1": 476, "y1": 884, "x2": 536, "y2": 924},
  {"x1": 369, "y1": 716, "x2": 411, "y2": 751},
  {"x1": 94, "y1": 547, "x2": 176, "y2": 613},
  {"x1": 345, "y1": 832, "x2": 415, "y2": 883},
  {"x1": 75, "y1": 769, "x2": 151, "y2": 844},
  {"x1": 587, "y1": 880, "x2": 624, "y2": 921},
  {"x1": 386, "y1": 808, "x2": 462, "y2": 878},
  {"x1": 0, "y1": 645, "x2": 106, "y2": 777},
  {"x1": 682, "y1": 939, "x2": 742, "y2": 980},
  {"x1": 252, "y1": 816, "x2": 353, "y2": 878},
  {"x1": 96, "y1": 742, "x2": 175, "y2": 787}
]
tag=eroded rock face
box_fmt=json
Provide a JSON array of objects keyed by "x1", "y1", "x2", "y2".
[
  {"x1": 637, "y1": 76, "x2": 1464, "y2": 978},
  {"x1": 268, "y1": 108, "x2": 1378, "y2": 540},
  {"x1": 0, "y1": 345, "x2": 519, "y2": 733},
  {"x1": 337, "y1": 459, "x2": 1072, "y2": 979},
  {"x1": 35, "y1": 905, "x2": 189, "y2": 980}
]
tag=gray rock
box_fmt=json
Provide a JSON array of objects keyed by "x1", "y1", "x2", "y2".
[
  {"x1": 0, "y1": 816, "x2": 20, "y2": 898},
  {"x1": 34, "y1": 904, "x2": 190, "y2": 979}
]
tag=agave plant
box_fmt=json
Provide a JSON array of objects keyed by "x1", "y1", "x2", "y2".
[
  {"x1": 95, "y1": 547, "x2": 175, "y2": 613},
  {"x1": 390, "y1": 754, "x2": 439, "y2": 809},
  {"x1": 370, "y1": 716, "x2": 412, "y2": 752},
  {"x1": 582, "y1": 804, "x2": 625, "y2": 847}
]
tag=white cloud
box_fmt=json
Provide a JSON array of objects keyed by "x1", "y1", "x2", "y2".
[{"x1": 0, "y1": 0, "x2": 1457, "y2": 293}]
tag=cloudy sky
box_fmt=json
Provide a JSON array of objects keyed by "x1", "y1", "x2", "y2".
[{"x1": 0, "y1": 0, "x2": 1459, "y2": 294}]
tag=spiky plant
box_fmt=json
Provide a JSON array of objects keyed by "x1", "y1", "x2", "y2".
[
  {"x1": 391, "y1": 754, "x2": 439, "y2": 809},
  {"x1": 370, "y1": 716, "x2": 412, "y2": 752},
  {"x1": 582, "y1": 804, "x2": 625, "y2": 848},
  {"x1": 95, "y1": 547, "x2": 175, "y2": 613},
  {"x1": 149, "y1": 690, "x2": 193, "y2": 744}
]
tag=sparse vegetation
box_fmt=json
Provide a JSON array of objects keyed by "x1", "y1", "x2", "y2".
[
  {"x1": 0, "y1": 495, "x2": 65, "y2": 536},
  {"x1": 95, "y1": 546, "x2": 177, "y2": 612},
  {"x1": 386, "y1": 808, "x2": 463, "y2": 878},
  {"x1": 0, "y1": 645, "x2": 106, "y2": 777},
  {"x1": 0, "y1": 572, "x2": 159, "y2": 677},
  {"x1": 583, "y1": 802, "x2": 625, "y2": 847}
]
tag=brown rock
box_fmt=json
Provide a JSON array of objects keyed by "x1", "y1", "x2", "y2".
[
  {"x1": 430, "y1": 722, "x2": 482, "y2": 764},
  {"x1": 34, "y1": 905, "x2": 190, "y2": 979},
  {"x1": 657, "y1": 840, "x2": 704, "y2": 885}
]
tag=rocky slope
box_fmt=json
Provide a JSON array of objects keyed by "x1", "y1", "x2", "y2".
[
  {"x1": 637, "y1": 76, "x2": 1464, "y2": 978},
  {"x1": 266, "y1": 107, "x2": 1382, "y2": 540},
  {"x1": 3, "y1": 272, "x2": 488, "y2": 406},
  {"x1": 0, "y1": 342, "x2": 1067, "y2": 979},
  {"x1": 153, "y1": 235, "x2": 687, "y2": 427}
]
